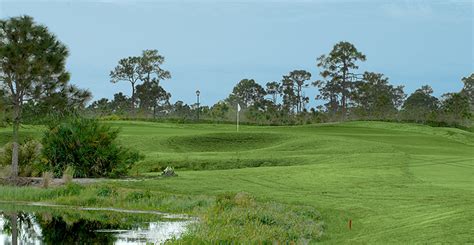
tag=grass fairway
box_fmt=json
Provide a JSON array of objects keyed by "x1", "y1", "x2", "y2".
[{"x1": 1, "y1": 121, "x2": 473, "y2": 243}]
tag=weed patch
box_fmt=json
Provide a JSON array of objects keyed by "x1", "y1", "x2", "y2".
[{"x1": 183, "y1": 192, "x2": 325, "y2": 243}]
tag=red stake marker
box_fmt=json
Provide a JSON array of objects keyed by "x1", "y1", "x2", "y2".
[{"x1": 349, "y1": 219, "x2": 352, "y2": 230}]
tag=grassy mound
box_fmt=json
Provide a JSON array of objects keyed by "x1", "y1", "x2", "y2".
[{"x1": 165, "y1": 132, "x2": 283, "y2": 152}]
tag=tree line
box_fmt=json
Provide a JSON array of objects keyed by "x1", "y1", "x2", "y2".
[
  {"x1": 215, "y1": 41, "x2": 472, "y2": 126},
  {"x1": 86, "y1": 41, "x2": 472, "y2": 127},
  {"x1": 1, "y1": 15, "x2": 473, "y2": 130}
]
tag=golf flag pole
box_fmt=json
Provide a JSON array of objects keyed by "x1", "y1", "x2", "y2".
[{"x1": 237, "y1": 103, "x2": 241, "y2": 132}]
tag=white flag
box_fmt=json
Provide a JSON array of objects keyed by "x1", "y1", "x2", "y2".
[{"x1": 236, "y1": 103, "x2": 240, "y2": 132}]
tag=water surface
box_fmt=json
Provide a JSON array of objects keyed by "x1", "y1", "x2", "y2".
[{"x1": 0, "y1": 204, "x2": 190, "y2": 244}]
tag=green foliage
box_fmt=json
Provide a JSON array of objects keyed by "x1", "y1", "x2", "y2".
[
  {"x1": 0, "y1": 165, "x2": 11, "y2": 178},
  {"x1": 352, "y1": 72, "x2": 405, "y2": 119},
  {"x1": 125, "y1": 191, "x2": 152, "y2": 202},
  {"x1": 99, "y1": 114, "x2": 123, "y2": 121},
  {"x1": 62, "y1": 165, "x2": 75, "y2": 184},
  {"x1": 21, "y1": 85, "x2": 91, "y2": 125},
  {"x1": 315, "y1": 41, "x2": 366, "y2": 114},
  {"x1": 88, "y1": 98, "x2": 113, "y2": 116},
  {"x1": 96, "y1": 186, "x2": 118, "y2": 197},
  {"x1": 110, "y1": 49, "x2": 171, "y2": 116},
  {"x1": 42, "y1": 171, "x2": 53, "y2": 188},
  {"x1": 170, "y1": 101, "x2": 192, "y2": 121},
  {"x1": 0, "y1": 139, "x2": 44, "y2": 177},
  {"x1": 461, "y1": 73, "x2": 474, "y2": 111},
  {"x1": 281, "y1": 70, "x2": 311, "y2": 113},
  {"x1": 226, "y1": 79, "x2": 266, "y2": 108},
  {"x1": 0, "y1": 128, "x2": 44, "y2": 146},
  {"x1": 0, "y1": 15, "x2": 73, "y2": 178},
  {"x1": 41, "y1": 117, "x2": 142, "y2": 178},
  {"x1": 136, "y1": 82, "x2": 170, "y2": 116},
  {"x1": 402, "y1": 85, "x2": 439, "y2": 122},
  {"x1": 52, "y1": 182, "x2": 83, "y2": 197},
  {"x1": 265, "y1": 81, "x2": 281, "y2": 104},
  {"x1": 0, "y1": 89, "x2": 7, "y2": 127},
  {"x1": 440, "y1": 92, "x2": 471, "y2": 124},
  {"x1": 0, "y1": 16, "x2": 70, "y2": 100},
  {"x1": 185, "y1": 192, "x2": 324, "y2": 242},
  {"x1": 210, "y1": 101, "x2": 230, "y2": 121}
]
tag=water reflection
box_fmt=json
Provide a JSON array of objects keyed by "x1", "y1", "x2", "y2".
[{"x1": 0, "y1": 205, "x2": 190, "y2": 245}]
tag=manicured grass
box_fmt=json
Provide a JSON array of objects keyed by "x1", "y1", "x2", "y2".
[
  {"x1": 0, "y1": 125, "x2": 44, "y2": 146},
  {"x1": 0, "y1": 121, "x2": 473, "y2": 243}
]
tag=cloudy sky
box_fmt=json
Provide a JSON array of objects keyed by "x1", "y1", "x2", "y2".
[{"x1": 0, "y1": 0, "x2": 472, "y2": 106}]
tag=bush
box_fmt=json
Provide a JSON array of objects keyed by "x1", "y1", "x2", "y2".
[
  {"x1": 41, "y1": 117, "x2": 143, "y2": 178},
  {"x1": 42, "y1": 171, "x2": 53, "y2": 188},
  {"x1": 62, "y1": 165, "x2": 75, "y2": 184},
  {"x1": 0, "y1": 165, "x2": 11, "y2": 178},
  {"x1": 126, "y1": 190, "x2": 152, "y2": 202},
  {"x1": 99, "y1": 114, "x2": 122, "y2": 121},
  {"x1": 184, "y1": 192, "x2": 325, "y2": 242},
  {"x1": 96, "y1": 186, "x2": 118, "y2": 197},
  {"x1": 0, "y1": 139, "x2": 44, "y2": 177}
]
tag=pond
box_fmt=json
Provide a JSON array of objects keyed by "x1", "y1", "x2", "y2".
[{"x1": 0, "y1": 203, "x2": 192, "y2": 244}]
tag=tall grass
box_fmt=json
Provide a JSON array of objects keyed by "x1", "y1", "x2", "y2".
[
  {"x1": 183, "y1": 192, "x2": 324, "y2": 242},
  {"x1": 42, "y1": 171, "x2": 53, "y2": 188}
]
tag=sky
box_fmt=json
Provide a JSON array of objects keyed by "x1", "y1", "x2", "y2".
[{"x1": 0, "y1": 0, "x2": 472, "y2": 107}]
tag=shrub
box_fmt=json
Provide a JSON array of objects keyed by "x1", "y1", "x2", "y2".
[
  {"x1": 62, "y1": 165, "x2": 75, "y2": 184},
  {"x1": 60, "y1": 182, "x2": 83, "y2": 196},
  {"x1": 96, "y1": 186, "x2": 118, "y2": 197},
  {"x1": 126, "y1": 191, "x2": 152, "y2": 202},
  {"x1": 41, "y1": 117, "x2": 143, "y2": 178},
  {"x1": 0, "y1": 165, "x2": 11, "y2": 178},
  {"x1": 42, "y1": 171, "x2": 53, "y2": 188},
  {"x1": 0, "y1": 139, "x2": 44, "y2": 177},
  {"x1": 184, "y1": 193, "x2": 325, "y2": 242},
  {"x1": 99, "y1": 114, "x2": 122, "y2": 121}
]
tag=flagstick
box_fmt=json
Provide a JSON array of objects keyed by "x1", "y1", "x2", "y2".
[{"x1": 237, "y1": 105, "x2": 240, "y2": 132}]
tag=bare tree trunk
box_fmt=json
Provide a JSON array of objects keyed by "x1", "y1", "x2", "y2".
[
  {"x1": 297, "y1": 85, "x2": 301, "y2": 114},
  {"x1": 341, "y1": 71, "x2": 347, "y2": 121},
  {"x1": 11, "y1": 213, "x2": 18, "y2": 245},
  {"x1": 131, "y1": 82, "x2": 136, "y2": 117},
  {"x1": 11, "y1": 101, "x2": 20, "y2": 179},
  {"x1": 341, "y1": 59, "x2": 349, "y2": 121}
]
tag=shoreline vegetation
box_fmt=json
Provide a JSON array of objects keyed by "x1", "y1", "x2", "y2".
[{"x1": 0, "y1": 182, "x2": 326, "y2": 242}]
